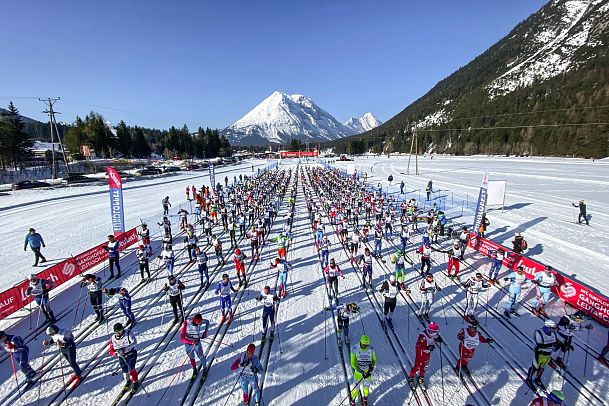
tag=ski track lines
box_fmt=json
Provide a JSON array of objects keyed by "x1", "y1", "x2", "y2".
[
  {"x1": 145, "y1": 195, "x2": 293, "y2": 406},
  {"x1": 262, "y1": 190, "x2": 347, "y2": 405},
  {"x1": 7, "y1": 222, "x2": 221, "y2": 405},
  {"x1": 0, "y1": 161, "x2": 263, "y2": 291},
  {"x1": 338, "y1": 158, "x2": 609, "y2": 296}
]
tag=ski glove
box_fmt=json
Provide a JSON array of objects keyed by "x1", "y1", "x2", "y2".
[
  {"x1": 362, "y1": 371, "x2": 371, "y2": 378},
  {"x1": 435, "y1": 336, "x2": 443, "y2": 344},
  {"x1": 487, "y1": 338, "x2": 494, "y2": 345},
  {"x1": 428, "y1": 344, "x2": 436, "y2": 351}
]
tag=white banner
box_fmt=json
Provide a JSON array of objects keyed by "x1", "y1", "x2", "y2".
[
  {"x1": 487, "y1": 180, "x2": 507, "y2": 206},
  {"x1": 346, "y1": 163, "x2": 356, "y2": 175}
]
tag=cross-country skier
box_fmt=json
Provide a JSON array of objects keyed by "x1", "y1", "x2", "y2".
[
  {"x1": 458, "y1": 227, "x2": 469, "y2": 259},
  {"x1": 488, "y1": 249, "x2": 505, "y2": 284},
  {"x1": 455, "y1": 320, "x2": 493, "y2": 374},
  {"x1": 350, "y1": 335, "x2": 376, "y2": 406},
  {"x1": 378, "y1": 275, "x2": 404, "y2": 329},
  {"x1": 555, "y1": 310, "x2": 592, "y2": 369},
  {"x1": 444, "y1": 241, "x2": 461, "y2": 279},
  {"x1": 163, "y1": 275, "x2": 185, "y2": 324},
  {"x1": 349, "y1": 229, "x2": 361, "y2": 261},
  {"x1": 512, "y1": 232, "x2": 528, "y2": 254},
  {"x1": 212, "y1": 235, "x2": 225, "y2": 264},
  {"x1": 324, "y1": 302, "x2": 359, "y2": 347},
  {"x1": 270, "y1": 232, "x2": 290, "y2": 259},
  {"x1": 136, "y1": 244, "x2": 151, "y2": 281},
  {"x1": 529, "y1": 390, "x2": 565, "y2": 406},
  {"x1": 417, "y1": 242, "x2": 432, "y2": 275},
  {"x1": 109, "y1": 323, "x2": 139, "y2": 391},
  {"x1": 24, "y1": 228, "x2": 46, "y2": 266},
  {"x1": 103, "y1": 235, "x2": 122, "y2": 279},
  {"x1": 462, "y1": 272, "x2": 490, "y2": 322},
  {"x1": 42, "y1": 325, "x2": 82, "y2": 386},
  {"x1": 319, "y1": 236, "x2": 330, "y2": 268},
  {"x1": 138, "y1": 223, "x2": 151, "y2": 249},
  {"x1": 233, "y1": 248, "x2": 248, "y2": 287},
  {"x1": 231, "y1": 343, "x2": 264, "y2": 406},
  {"x1": 409, "y1": 322, "x2": 442, "y2": 388},
  {"x1": 81, "y1": 274, "x2": 104, "y2": 323},
  {"x1": 215, "y1": 273, "x2": 237, "y2": 323},
  {"x1": 425, "y1": 180, "x2": 433, "y2": 200},
  {"x1": 324, "y1": 258, "x2": 344, "y2": 301},
  {"x1": 157, "y1": 242, "x2": 175, "y2": 276},
  {"x1": 195, "y1": 247, "x2": 209, "y2": 287},
  {"x1": 162, "y1": 196, "x2": 171, "y2": 216},
  {"x1": 526, "y1": 319, "x2": 561, "y2": 390},
  {"x1": 255, "y1": 285, "x2": 280, "y2": 338},
  {"x1": 104, "y1": 287, "x2": 136, "y2": 326},
  {"x1": 357, "y1": 247, "x2": 374, "y2": 289},
  {"x1": 418, "y1": 273, "x2": 441, "y2": 321},
  {"x1": 271, "y1": 257, "x2": 293, "y2": 298},
  {"x1": 158, "y1": 216, "x2": 172, "y2": 240},
  {"x1": 26, "y1": 273, "x2": 56, "y2": 323},
  {"x1": 184, "y1": 227, "x2": 198, "y2": 263},
  {"x1": 503, "y1": 266, "x2": 528, "y2": 317},
  {"x1": 572, "y1": 200, "x2": 589, "y2": 225},
  {"x1": 399, "y1": 224, "x2": 409, "y2": 252},
  {"x1": 391, "y1": 249, "x2": 407, "y2": 286},
  {"x1": 531, "y1": 266, "x2": 558, "y2": 318},
  {"x1": 0, "y1": 331, "x2": 36, "y2": 385},
  {"x1": 180, "y1": 313, "x2": 209, "y2": 376},
  {"x1": 373, "y1": 226, "x2": 383, "y2": 258}
]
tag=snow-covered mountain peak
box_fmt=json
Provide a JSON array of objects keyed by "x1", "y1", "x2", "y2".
[
  {"x1": 344, "y1": 112, "x2": 382, "y2": 133},
  {"x1": 222, "y1": 92, "x2": 358, "y2": 145}
]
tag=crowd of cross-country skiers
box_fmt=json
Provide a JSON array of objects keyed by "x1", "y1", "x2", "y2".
[
  {"x1": 2, "y1": 167, "x2": 301, "y2": 405},
  {"x1": 2, "y1": 164, "x2": 601, "y2": 406},
  {"x1": 302, "y1": 165, "x2": 601, "y2": 406}
]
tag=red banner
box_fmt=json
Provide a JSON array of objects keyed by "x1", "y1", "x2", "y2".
[
  {"x1": 280, "y1": 150, "x2": 319, "y2": 158},
  {"x1": 468, "y1": 233, "x2": 609, "y2": 326},
  {"x1": 0, "y1": 228, "x2": 139, "y2": 321}
]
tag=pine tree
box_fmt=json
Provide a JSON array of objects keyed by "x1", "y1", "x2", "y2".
[
  {"x1": 0, "y1": 102, "x2": 32, "y2": 169},
  {"x1": 131, "y1": 126, "x2": 151, "y2": 158},
  {"x1": 115, "y1": 120, "x2": 132, "y2": 157}
]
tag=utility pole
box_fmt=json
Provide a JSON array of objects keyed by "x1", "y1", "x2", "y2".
[
  {"x1": 406, "y1": 126, "x2": 420, "y2": 175},
  {"x1": 39, "y1": 97, "x2": 70, "y2": 178}
]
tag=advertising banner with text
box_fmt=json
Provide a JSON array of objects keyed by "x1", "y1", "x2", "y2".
[{"x1": 468, "y1": 233, "x2": 609, "y2": 326}]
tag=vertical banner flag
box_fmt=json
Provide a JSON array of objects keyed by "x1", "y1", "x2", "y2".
[
  {"x1": 471, "y1": 172, "x2": 489, "y2": 234},
  {"x1": 209, "y1": 163, "x2": 216, "y2": 195},
  {"x1": 107, "y1": 166, "x2": 125, "y2": 236}
]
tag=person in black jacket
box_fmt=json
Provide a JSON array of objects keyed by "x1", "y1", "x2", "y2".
[
  {"x1": 572, "y1": 200, "x2": 589, "y2": 225},
  {"x1": 512, "y1": 233, "x2": 527, "y2": 254}
]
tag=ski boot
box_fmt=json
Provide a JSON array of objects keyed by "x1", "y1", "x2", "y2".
[
  {"x1": 510, "y1": 309, "x2": 520, "y2": 317},
  {"x1": 362, "y1": 396, "x2": 368, "y2": 406},
  {"x1": 503, "y1": 309, "x2": 511, "y2": 318},
  {"x1": 555, "y1": 357, "x2": 566, "y2": 369}
]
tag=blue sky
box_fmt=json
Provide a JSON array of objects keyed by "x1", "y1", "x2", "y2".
[{"x1": 1, "y1": 1, "x2": 547, "y2": 130}]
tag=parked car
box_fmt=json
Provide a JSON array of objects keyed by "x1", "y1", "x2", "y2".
[
  {"x1": 135, "y1": 167, "x2": 162, "y2": 176},
  {"x1": 11, "y1": 180, "x2": 51, "y2": 191},
  {"x1": 161, "y1": 165, "x2": 180, "y2": 173},
  {"x1": 104, "y1": 170, "x2": 134, "y2": 179},
  {"x1": 182, "y1": 163, "x2": 200, "y2": 170},
  {"x1": 62, "y1": 174, "x2": 99, "y2": 184}
]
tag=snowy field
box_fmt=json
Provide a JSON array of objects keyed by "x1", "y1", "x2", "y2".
[{"x1": 0, "y1": 157, "x2": 607, "y2": 406}]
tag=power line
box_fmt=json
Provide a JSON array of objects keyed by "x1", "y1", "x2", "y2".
[{"x1": 416, "y1": 122, "x2": 609, "y2": 132}]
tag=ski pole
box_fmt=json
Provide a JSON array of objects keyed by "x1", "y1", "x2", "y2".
[
  {"x1": 439, "y1": 342, "x2": 445, "y2": 405},
  {"x1": 79, "y1": 293, "x2": 88, "y2": 325},
  {"x1": 439, "y1": 290, "x2": 448, "y2": 326},
  {"x1": 29, "y1": 301, "x2": 32, "y2": 331},
  {"x1": 323, "y1": 308, "x2": 327, "y2": 360},
  {"x1": 484, "y1": 288, "x2": 489, "y2": 327},
  {"x1": 338, "y1": 376, "x2": 364, "y2": 406},
  {"x1": 8, "y1": 352, "x2": 22, "y2": 399},
  {"x1": 58, "y1": 348, "x2": 69, "y2": 404},
  {"x1": 482, "y1": 343, "x2": 492, "y2": 385},
  {"x1": 34, "y1": 301, "x2": 43, "y2": 341},
  {"x1": 222, "y1": 365, "x2": 247, "y2": 406},
  {"x1": 72, "y1": 286, "x2": 84, "y2": 328},
  {"x1": 583, "y1": 328, "x2": 591, "y2": 377}
]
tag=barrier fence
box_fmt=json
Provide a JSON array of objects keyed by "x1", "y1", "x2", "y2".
[{"x1": 0, "y1": 228, "x2": 139, "y2": 321}]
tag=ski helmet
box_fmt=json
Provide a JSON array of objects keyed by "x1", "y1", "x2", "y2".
[
  {"x1": 516, "y1": 266, "x2": 524, "y2": 272},
  {"x1": 330, "y1": 258, "x2": 335, "y2": 266},
  {"x1": 573, "y1": 310, "x2": 585, "y2": 321},
  {"x1": 246, "y1": 343, "x2": 256, "y2": 354},
  {"x1": 29, "y1": 273, "x2": 37, "y2": 281},
  {"x1": 46, "y1": 325, "x2": 58, "y2": 335},
  {"x1": 428, "y1": 322, "x2": 440, "y2": 333},
  {"x1": 0, "y1": 331, "x2": 6, "y2": 340},
  {"x1": 425, "y1": 273, "x2": 433, "y2": 279},
  {"x1": 29, "y1": 228, "x2": 36, "y2": 233},
  {"x1": 544, "y1": 319, "x2": 557, "y2": 329},
  {"x1": 545, "y1": 265, "x2": 553, "y2": 273},
  {"x1": 389, "y1": 274, "x2": 396, "y2": 283},
  {"x1": 360, "y1": 335, "x2": 370, "y2": 346},
  {"x1": 548, "y1": 390, "x2": 564, "y2": 404},
  {"x1": 475, "y1": 272, "x2": 483, "y2": 279},
  {"x1": 142, "y1": 223, "x2": 147, "y2": 228},
  {"x1": 113, "y1": 323, "x2": 124, "y2": 334},
  {"x1": 192, "y1": 313, "x2": 203, "y2": 325},
  {"x1": 222, "y1": 273, "x2": 229, "y2": 279},
  {"x1": 467, "y1": 320, "x2": 479, "y2": 329},
  {"x1": 235, "y1": 248, "x2": 241, "y2": 255},
  {"x1": 168, "y1": 275, "x2": 176, "y2": 284}
]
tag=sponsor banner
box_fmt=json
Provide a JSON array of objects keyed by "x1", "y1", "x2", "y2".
[
  {"x1": 280, "y1": 151, "x2": 319, "y2": 158},
  {"x1": 107, "y1": 167, "x2": 125, "y2": 236},
  {"x1": 471, "y1": 173, "x2": 489, "y2": 234},
  {"x1": 469, "y1": 233, "x2": 609, "y2": 326},
  {"x1": 0, "y1": 228, "x2": 138, "y2": 321},
  {"x1": 209, "y1": 164, "x2": 216, "y2": 195}
]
